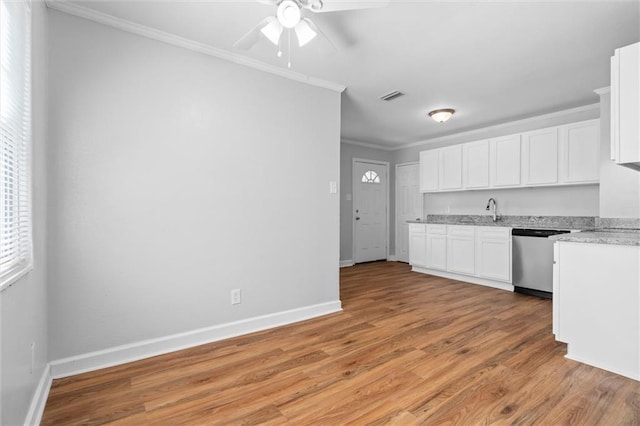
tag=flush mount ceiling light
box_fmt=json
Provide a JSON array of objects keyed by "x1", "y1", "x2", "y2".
[{"x1": 429, "y1": 108, "x2": 455, "y2": 123}]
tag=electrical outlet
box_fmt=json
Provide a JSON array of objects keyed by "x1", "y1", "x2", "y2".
[{"x1": 231, "y1": 289, "x2": 241, "y2": 305}]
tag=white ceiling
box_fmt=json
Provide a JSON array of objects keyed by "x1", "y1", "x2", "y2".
[{"x1": 58, "y1": 0, "x2": 640, "y2": 149}]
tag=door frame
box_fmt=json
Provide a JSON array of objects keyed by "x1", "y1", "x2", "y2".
[
  {"x1": 395, "y1": 161, "x2": 420, "y2": 263},
  {"x1": 352, "y1": 158, "x2": 390, "y2": 263}
]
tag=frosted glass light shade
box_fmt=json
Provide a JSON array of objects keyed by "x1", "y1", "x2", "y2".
[{"x1": 429, "y1": 108, "x2": 455, "y2": 123}]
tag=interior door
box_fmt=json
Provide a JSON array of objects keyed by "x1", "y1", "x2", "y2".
[
  {"x1": 354, "y1": 160, "x2": 388, "y2": 263},
  {"x1": 396, "y1": 163, "x2": 421, "y2": 263}
]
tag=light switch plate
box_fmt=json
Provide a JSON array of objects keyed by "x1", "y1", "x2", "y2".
[{"x1": 329, "y1": 181, "x2": 337, "y2": 194}]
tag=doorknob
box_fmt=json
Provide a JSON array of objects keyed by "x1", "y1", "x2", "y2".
[{"x1": 355, "y1": 217, "x2": 360, "y2": 220}]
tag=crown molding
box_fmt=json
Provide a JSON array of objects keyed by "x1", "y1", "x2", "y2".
[
  {"x1": 594, "y1": 86, "x2": 611, "y2": 95},
  {"x1": 341, "y1": 138, "x2": 396, "y2": 151},
  {"x1": 396, "y1": 103, "x2": 600, "y2": 151},
  {"x1": 44, "y1": 0, "x2": 346, "y2": 94}
]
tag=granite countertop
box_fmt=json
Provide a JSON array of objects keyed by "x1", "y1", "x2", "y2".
[
  {"x1": 549, "y1": 229, "x2": 640, "y2": 246},
  {"x1": 407, "y1": 215, "x2": 596, "y2": 230}
]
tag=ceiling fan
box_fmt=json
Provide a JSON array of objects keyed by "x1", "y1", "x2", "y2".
[{"x1": 234, "y1": 0, "x2": 388, "y2": 66}]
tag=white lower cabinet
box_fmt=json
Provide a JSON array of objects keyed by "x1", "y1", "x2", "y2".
[
  {"x1": 476, "y1": 227, "x2": 511, "y2": 282},
  {"x1": 426, "y1": 225, "x2": 447, "y2": 270},
  {"x1": 446, "y1": 226, "x2": 475, "y2": 275},
  {"x1": 553, "y1": 241, "x2": 640, "y2": 380},
  {"x1": 409, "y1": 223, "x2": 512, "y2": 290},
  {"x1": 408, "y1": 224, "x2": 427, "y2": 267}
]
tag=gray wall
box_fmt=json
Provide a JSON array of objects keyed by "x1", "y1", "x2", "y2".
[
  {"x1": 598, "y1": 92, "x2": 640, "y2": 218},
  {"x1": 393, "y1": 106, "x2": 601, "y2": 218},
  {"x1": 0, "y1": 2, "x2": 49, "y2": 424},
  {"x1": 340, "y1": 142, "x2": 393, "y2": 262},
  {"x1": 47, "y1": 10, "x2": 341, "y2": 360}
]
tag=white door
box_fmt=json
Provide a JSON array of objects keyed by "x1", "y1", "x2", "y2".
[
  {"x1": 396, "y1": 163, "x2": 421, "y2": 263},
  {"x1": 354, "y1": 160, "x2": 388, "y2": 263}
]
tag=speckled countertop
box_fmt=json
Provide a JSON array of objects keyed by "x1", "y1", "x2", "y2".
[
  {"x1": 407, "y1": 215, "x2": 640, "y2": 245},
  {"x1": 407, "y1": 215, "x2": 596, "y2": 230},
  {"x1": 549, "y1": 229, "x2": 640, "y2": 246}
]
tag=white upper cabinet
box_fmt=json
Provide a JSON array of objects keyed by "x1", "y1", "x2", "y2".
[
  {"x1": 560, "y1": 120, "x2": 600, "y2": 184},
  {"x1": 490, "y1": 134, "x2": 522, "y2": 187},
  {"x1": 418, "y1": 119, "x2": 600, "y2": 193},
  {"x1": 463, "y1": 140, "x2": 490, "y2": 189},
  {"x1": 419, "y1": 149, "x2": 439, "y2": 192},
  {"x1": 522, "y1": 127, "x2": 559, "y2": 186},
  {"x1": 439, "y1": 145, "x2": 463, "y2": 190},
  {"x1": 611, "y1": 42, "x2": 640, "y2": 171}
]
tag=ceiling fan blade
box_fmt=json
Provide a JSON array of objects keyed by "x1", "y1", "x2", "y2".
[
  {"x1": 255, "y1": 0, "x2": 278, "y2": 5},
  {"x1": 301, "y1": 18, "x2": 336, "y2": 52},
  {"x1": 294, "y1": 19, "x2": 317, "y2": 47},
  {"x1": 260, "y1": 16, "x2": 284, "y2": 45},
  {"x1": 306, "y1": 0, "x2": 389, "y2": 13},
  {"x1": 233, "y1": 16, "x2": 275, "y2": 50}
]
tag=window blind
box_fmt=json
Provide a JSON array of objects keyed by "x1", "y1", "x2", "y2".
[{"x1": 0, "y1": 0, "x2": 33, "y2": 290}]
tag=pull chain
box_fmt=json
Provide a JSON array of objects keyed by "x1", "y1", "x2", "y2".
[{"x1": 287, "y1": 30, "x2": 292, "y2": 69}]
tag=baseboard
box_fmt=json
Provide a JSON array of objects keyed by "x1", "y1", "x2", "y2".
[
  {"x1": 24, "y1": 363, "x2": 52, "y2": 426},
  {"x1": 50, "y1": 300, "x2": 342, "y2": 379},
  {"x1": 565, "y1": 351, "x2": 639, "y2": 381},
  {"x1": 411, "y1": 266, "x2": 514, "y2": 292},
  {"x1": 340, "y1": 260, "x2": 354, "y2": 268},
  {"x1": 387, "y1": 255, "x2": 397, "y2": 262}
]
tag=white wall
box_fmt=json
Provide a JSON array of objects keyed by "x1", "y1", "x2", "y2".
[
  {"x1": 0, "y1": 2, "x2": 49, "y2": 424},
  {"x1": 47, "y1": 11, "x2": 341, "y2": 360},
  {"x1": 424, "y1": 185, "x2": 599, "y2": 216},
  {"x1": 340, "y1": 142, "x2": 393, "y2": 262},
  {"x1": 598, "y1": 92, "x2": 640, "y2": 218},
  {"x1": 393, "y1": 105, "x2": 601, "y2": 218}
]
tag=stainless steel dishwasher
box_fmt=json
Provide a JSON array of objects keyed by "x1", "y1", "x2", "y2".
[{"x1": 511, "y1": 228, "x2": 571, "y2": 298}]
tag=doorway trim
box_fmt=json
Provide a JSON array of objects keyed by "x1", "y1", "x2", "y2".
[{"x1": 351, "y1": 158, "x2": 390, "y2": 264}]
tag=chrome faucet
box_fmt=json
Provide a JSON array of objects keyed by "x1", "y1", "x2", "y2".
[{"x1": 486, "y1": 198, "x2": 498, "y2": 222}]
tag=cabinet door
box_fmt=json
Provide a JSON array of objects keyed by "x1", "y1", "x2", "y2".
[
  {"x1": 463, "y1": 140, "x2": 490, "y2": 189},
  {"x1": 560, "y1": 120, "x2": 600, "y2": 183},
  {"x1": 426, "y1": 234, "x2": 447, "y2": 271},
  {"x1": 439, "y1": 145, "x2": 463, "y2": 190},
  {"x1": 522, "y1": 127, "x2": 559, "y2": 185},
  {"x1": 476, "y1": 227, "x2": 511, "y2": 282},
  {"x1": 446, "y1": 226, "x2": 475, "y2": 275},
  {"x1": 408, "y1": 225, "x2": 427, "y2": 267},
  {"x1": 419, "y1": 150, "x2": 439, "y2": 192},
  {"x1": 490, "y1": 135, "x2": 521, "y2": 187},
  {"x1": 612, "y1": 43, "x2": 640, "y2": 165}
]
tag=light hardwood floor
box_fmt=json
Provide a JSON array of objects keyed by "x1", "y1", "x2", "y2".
[{"x1": 42, "y1": 262, "x2": 640, "y2": 425}]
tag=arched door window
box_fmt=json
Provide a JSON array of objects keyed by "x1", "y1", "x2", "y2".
[{"x1": 361, "y1": 170, "x2": 381, "y2": 184}]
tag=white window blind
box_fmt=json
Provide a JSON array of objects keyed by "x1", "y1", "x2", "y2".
[{"x1": 0, "y1": 0, "x2": 33, "y2": 290}]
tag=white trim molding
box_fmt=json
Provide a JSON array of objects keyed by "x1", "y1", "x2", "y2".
[
  {"x1": 44, "y1": 0, "x2": 346, "y2": 94},
  {"x1": 594, "y1": 86, "x2": 611, "y2": 95},
  {"x1": 49, "y1": 301, "x2": 342, "y2": 379},
  {"x1": 340, "y1": 260, "x2": 355, "y2": 267},
  {"x1": 24, "y1": 363, "x2": 52, "y2": 426},
  {"x1": 341, "y1": 139, "x2": 395, "y2": 152}
]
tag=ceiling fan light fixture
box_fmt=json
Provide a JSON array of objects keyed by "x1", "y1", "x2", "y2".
[
  {"x1": 429, "y1": 108, "x2": 455, "y2": 123},
  {"x1": 260, "y1": 18, "x2": 283, "y2": 45},
  {"x1": 294, "y1": 19, "x2": 317, "y2": 47},
  {"x1": 277, "y1": 0, "x2": 302, "y2": 28}
]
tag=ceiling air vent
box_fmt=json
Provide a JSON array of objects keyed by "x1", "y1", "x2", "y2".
[{"x1": 379, "y1": 90, "x2": 404, "y2": 101}]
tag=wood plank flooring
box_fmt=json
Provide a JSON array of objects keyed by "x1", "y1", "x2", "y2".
[{"x1": 42, "y1": 262, "x2": 640, "y2": 425}]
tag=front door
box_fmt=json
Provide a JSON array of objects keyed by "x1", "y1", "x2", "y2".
[{"x1": 353, "y1": 160, "x2": 388, "y2": 263}]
